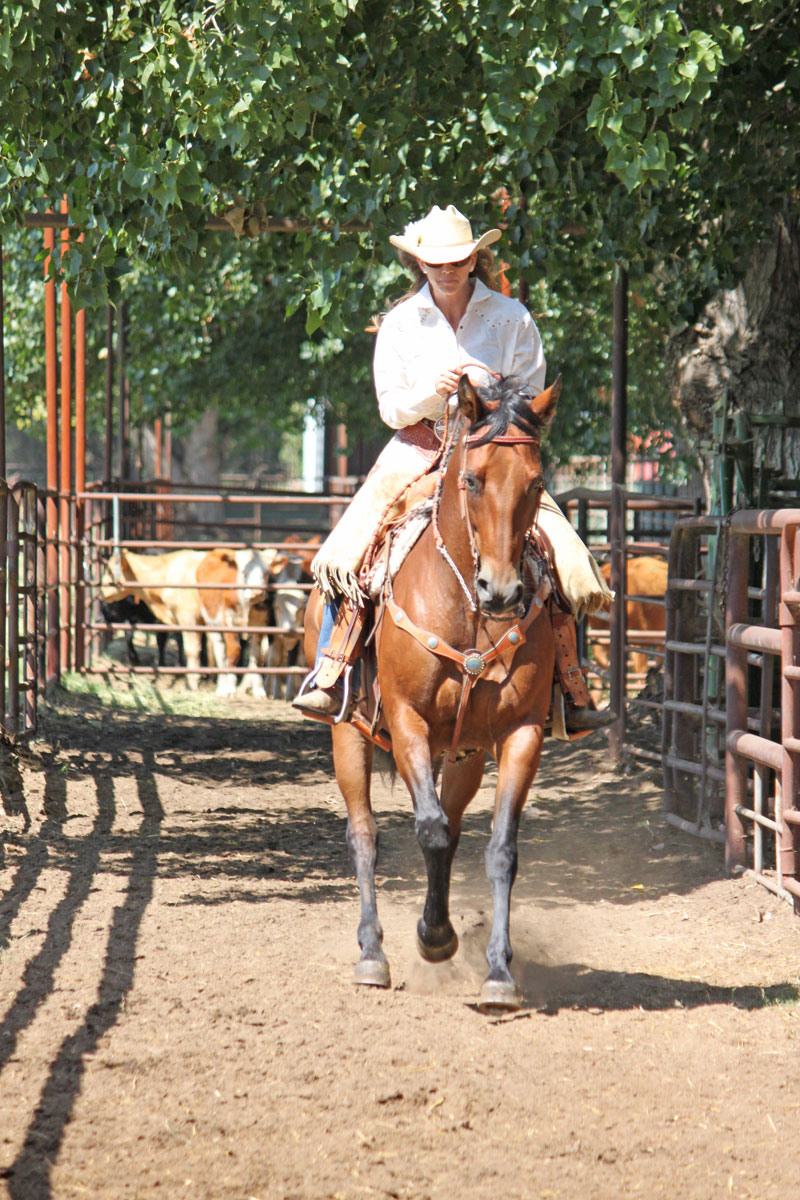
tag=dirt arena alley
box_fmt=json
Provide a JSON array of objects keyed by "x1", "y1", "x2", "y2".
[{"x1": 1, "y1": 679, "x2": 799, "y2": 1200}]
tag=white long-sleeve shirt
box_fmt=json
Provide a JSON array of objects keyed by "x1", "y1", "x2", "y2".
[{"x1": 373, "y1": 278, "x2": 547, "y2": 430}]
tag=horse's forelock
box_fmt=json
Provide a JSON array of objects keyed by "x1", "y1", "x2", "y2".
[{"x1": 466, "y1": 376, "x2": 544, "y2": 448}]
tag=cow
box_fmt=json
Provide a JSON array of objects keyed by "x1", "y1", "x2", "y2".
[
  {"x1": 589, "y1": 555, "x2": 668, "y2": 679},
  {"x1": 196, "y1": 547, "x2": 277, "y2": 696},
  {"x1": 99, "y1": 595, "x2": 186, "y2": 667},
  {"x1": 100, "y1": 548, "x2": 208, "y2": 686},
  {"x1": 263, "y1": 535, "x2": 320, "y2": 700}
]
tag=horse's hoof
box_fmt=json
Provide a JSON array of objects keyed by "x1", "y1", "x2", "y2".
[
  {"x1": 416, "y1": 920, "x2": 459, "y2": 963},
  {"x1": 353, "y1": 958, "x2": 391, "y2": 988},
  {"x1": 478, "y1": 978, "x2": 521, "y2": 1014}
]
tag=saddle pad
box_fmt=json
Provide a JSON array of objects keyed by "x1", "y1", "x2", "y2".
[{"x1": 362, "y1": 502, "x2": 433, "y2": 600}]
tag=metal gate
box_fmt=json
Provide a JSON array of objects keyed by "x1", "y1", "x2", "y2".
[{"x1": 663, "y1": 510, "x2": 800, "y2": 908}]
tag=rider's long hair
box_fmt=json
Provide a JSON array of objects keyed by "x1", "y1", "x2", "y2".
[{"x1": 368, "y1": 248, "x2": 502, "y2": 332}]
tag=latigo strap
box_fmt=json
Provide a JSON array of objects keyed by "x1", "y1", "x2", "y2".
[{"x1": 550, "y1": 608, "x2": 592, "y2": 707}]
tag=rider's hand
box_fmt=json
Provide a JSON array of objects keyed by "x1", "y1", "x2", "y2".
[{"x1": 435, "y1": 368, "x2": 464, "y2": 399}]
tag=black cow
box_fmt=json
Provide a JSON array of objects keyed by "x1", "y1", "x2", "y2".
[{"x1": 99, "y1": 597, "x2": 186, "y2": 667}]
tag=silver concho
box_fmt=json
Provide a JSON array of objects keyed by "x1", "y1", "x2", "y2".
[
  {"x1": 464, "y1": 652, "x2": 486, "y2": 676},
  {"x1": 434, "y1": 415, "x2": 448, "y2": 441}
]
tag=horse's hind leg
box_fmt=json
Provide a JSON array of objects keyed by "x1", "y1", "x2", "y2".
[
  {"x1": 480, "y1": 725, "x2": 545, "y2": 1013},
  {"x1": 332, "y1": 722, "x2": 390, "y2": 988}
]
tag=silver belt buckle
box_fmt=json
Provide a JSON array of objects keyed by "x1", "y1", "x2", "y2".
[{"x1": 433, "y1": 416, "x2": 447, "y2": 441}]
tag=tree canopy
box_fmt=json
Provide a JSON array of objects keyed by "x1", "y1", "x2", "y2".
[{"x1": 1, "y1": 1, "x2": 797, "y2": 466}]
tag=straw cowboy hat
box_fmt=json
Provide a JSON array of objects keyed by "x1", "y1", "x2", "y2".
[{"x1": 389, "y1": 204, "x2": 501, "y2": 264}]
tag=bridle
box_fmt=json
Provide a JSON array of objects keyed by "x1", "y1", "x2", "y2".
[{"x1": 432, "y1": 405, "x2": 546, "y2": 612}]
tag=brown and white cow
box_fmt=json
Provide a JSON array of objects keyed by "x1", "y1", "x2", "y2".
[
  {"x1": 589, "y1": 554, "x2": 668, "y2": 678},
  {"x1": 100, "y1": 548, "x2": 207, "y2": 686},
  {"x1": 264, "y1": 535, "x2": 320, "y2": 700},
  {"x1": 196, "y1": 547, "x2": 278, "y2": 696}
]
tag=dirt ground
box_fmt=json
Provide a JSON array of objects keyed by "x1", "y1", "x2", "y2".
[{"x1": 1, "y1": 675, "x2": 799, "y2": 1200}]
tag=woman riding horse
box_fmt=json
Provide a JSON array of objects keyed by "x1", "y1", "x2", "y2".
[{"x1": 295, "y1": 203, "x2": 613, "y2": 734}]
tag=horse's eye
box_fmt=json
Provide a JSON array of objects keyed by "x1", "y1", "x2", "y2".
[{"x1": 463, "y1": 472, "x2": 479, "y2": 494}]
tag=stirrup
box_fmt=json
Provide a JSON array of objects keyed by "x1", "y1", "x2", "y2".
[{"x1": 295, "y1": 664, "x2": 354, "y2": 725}]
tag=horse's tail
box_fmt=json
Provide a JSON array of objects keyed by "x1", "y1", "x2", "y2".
[{"x1": 372, "y1": 745, "x2": 398, "y2": 785}]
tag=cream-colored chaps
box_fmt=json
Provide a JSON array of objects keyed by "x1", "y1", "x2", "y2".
[{"x1": 311, "y1": 435, "x2": 612, "y2": 618}]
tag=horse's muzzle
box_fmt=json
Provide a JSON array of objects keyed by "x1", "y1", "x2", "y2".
[{"x1": 476, "y1": 574, "x2": 524, "y2": 616}]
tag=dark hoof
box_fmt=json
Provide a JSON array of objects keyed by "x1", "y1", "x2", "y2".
[
  {"x1": 478, "y1": 978, "x2": 521, "y2": 1014},
  {"x1": 416, "y1": 920, "x2": 459, "y2": 963},
  {"x1": 353, "y1": 958, "x2": 391, "y2": 988}
]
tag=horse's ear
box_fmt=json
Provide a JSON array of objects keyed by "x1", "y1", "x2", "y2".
[
  {"x1": 457, "y1": 374, "x2": 483, "y2": 424},
  {"x1": 530, "y1": 375, "x2": 561, "y2": 427}
]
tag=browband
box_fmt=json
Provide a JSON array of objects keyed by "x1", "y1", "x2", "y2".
[{"x1": 465, "y1": 431, "x2": 540, "y2": 446}]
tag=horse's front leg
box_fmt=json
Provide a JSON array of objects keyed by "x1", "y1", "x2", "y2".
[
  {"x1": 481, "y1": 723, "x2": 545, "y2": 1012},
  {"x1": 391, "y1": 713, "x2": 460, "y2": 962},
  {"x1": 331, "y1": 722, "x2": 390, "y2": 988}
]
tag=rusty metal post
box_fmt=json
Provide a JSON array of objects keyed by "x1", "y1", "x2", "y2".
[
  {"x1": 0, "y1": 232, "x2": 7, "y2": 728},
  {"x1": 59, "y1": 200, "x2": 72, "y2": 670},
  {"x1": 164, "y1": 409, "x2": 173, "y2": 541},
  {"x1": 74, "y1": 270, "x2": 86, "y2": 671},
  {"x1": 154, "y1": 416, "x2": 163, "y2": 540},
  {"x1": 576, "y1": 495, "x2": 589, "y2": 664},
  {"x1": 779, "y1": 523, "x2": 800, "y2": 900},
  {"x1": 105, "y1": 304, "x2": 114, "y2": 483},
  {"x1": 725, "y1": 528, "x2": 749, "y2": 872},
  {"x1": 164, "y1": 410, "x2": 172, "y2": 480},
  {"x1": 44, "y1": 221, "x2": 60, "y2": 684},
  {"x1": 118, "y1": 300, "x2": 129, "y2": 481},
  {"x1": 6, "y1": 486, "x2": 20, "y2": 731},
  {"x1": 336, "y1": 423, "x2": 348, "y2": 479},
  {"x1": 608, "y1": 263, "x2": 628, "y2": 758}
]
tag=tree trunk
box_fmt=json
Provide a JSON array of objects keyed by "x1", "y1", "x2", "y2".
[
  {"x1": 668, "y1": 215, "x2": 800, "y2": 505},
  {"x1": 174, "y1": 407, "x2": 223, "y2": 535}
]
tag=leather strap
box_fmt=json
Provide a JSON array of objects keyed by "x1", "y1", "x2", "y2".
[
  {"x1": 385, "y1": 571, "x2": 550, "y2": 761},
  {"x1": 314, "y1": 600, "x2": 367, "y2": 689},
  {"x1": 550, "y1": 608, "x2": 592, "y2": 707}
]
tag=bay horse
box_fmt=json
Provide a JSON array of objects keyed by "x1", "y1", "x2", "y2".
[{"x1": 304, "y1": 373, "x2": 560, "y2": 1011}]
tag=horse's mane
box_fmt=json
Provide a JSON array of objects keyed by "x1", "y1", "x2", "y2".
[{"x1": 466, "y1": 376, "x2": 545, "y2": 447}]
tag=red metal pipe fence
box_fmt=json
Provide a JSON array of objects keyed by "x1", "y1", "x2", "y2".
[
  {"x1": 725, "y1": 510, "x2": 800, "y2": 908},
  {"x1": 662, "y1": 510, "x2": 800, "y2": 909}
]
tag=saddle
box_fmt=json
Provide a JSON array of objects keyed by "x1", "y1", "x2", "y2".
[{"x1": 310, "y1": 444, "x2": 593, "y2": 749}]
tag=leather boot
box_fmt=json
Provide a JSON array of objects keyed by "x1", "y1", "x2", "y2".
[
  {"x1": 293, "y1": 685, "x2": 344, "y2": 717},
  {"x1": 564, "y1": 699, "x2": 617, "y2": 734}
]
